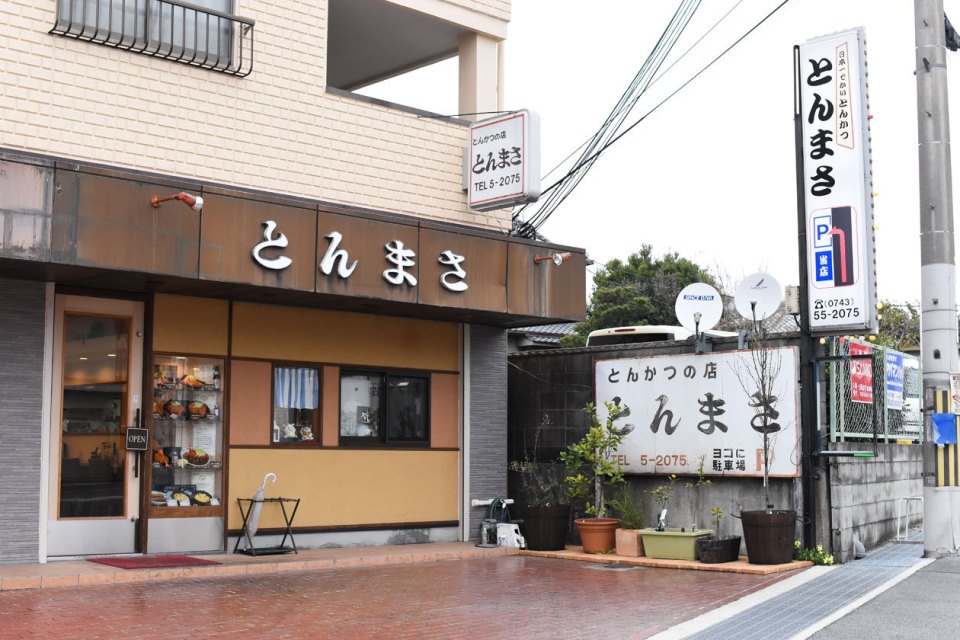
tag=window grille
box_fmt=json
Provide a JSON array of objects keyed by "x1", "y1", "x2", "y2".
[{"x1": 51, "y1": 0, "x2": 255, "y2": 77}]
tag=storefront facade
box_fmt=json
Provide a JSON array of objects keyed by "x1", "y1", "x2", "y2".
[{"x1": 0, "y1": 0, "x2": 584, "y2": 563}]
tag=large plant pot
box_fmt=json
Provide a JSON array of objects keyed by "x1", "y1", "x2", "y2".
[
  {"x1": 639, "y1": 528, "x2": 713, "y2": 561},
  {"x1": 519, "y1": 505, "x2": 570, "y2": 551},
  {"x1": 575, "y1": 518, "x2": 620, "y2": 553},
  {"x1": 615, "y1": 528, "x2": 645, "y2": 557},
  {"x1": 695, "y1": 536, "x2": 742, "y2": 564},
  {"x1": 740, "y1": 510, "x2": 796, "y2": 565}
]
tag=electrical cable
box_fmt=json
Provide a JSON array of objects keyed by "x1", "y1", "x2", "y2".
[
  {"x1": 518, "y1": 0, "x2": 703, "y2": 232},
  {"x1": 524, "y1": 0, "x2": 703, "y2": 233},
  {"x1": 522, "y1": 0, "x2": 793, "y2": 234},
  {"x1": 529, "y1": 0, "x2": 746, "y2": 187}
]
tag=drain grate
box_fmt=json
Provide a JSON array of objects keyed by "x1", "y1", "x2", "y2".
[{"x1": 584, "y1": 563, "x2": 640, "y2": 571}]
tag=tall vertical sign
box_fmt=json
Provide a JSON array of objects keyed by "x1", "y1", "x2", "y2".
[{"x1": 798, "y1": 29, "x2": 878, "y2": 334}]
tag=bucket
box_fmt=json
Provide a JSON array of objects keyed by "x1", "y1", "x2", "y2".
[{"x1": 739, "y1": 510, "x2": 796, "y2": 564}]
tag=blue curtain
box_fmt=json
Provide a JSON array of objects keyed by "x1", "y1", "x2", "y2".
[{"x1": 274, "y1": 367, "x2": 319, "y2": 409}]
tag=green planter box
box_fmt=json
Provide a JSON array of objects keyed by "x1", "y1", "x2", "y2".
[{"x1": 639, "y1": 528, "x2": 714, "y2": 561}]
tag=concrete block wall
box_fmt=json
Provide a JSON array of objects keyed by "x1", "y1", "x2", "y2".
[
  {"x1": 829, "y1": 442, "x2": 923, "y2": 562},
  {"x1": 0, "y1": 0, "x2": 511, "y2": 231},
  {"x1": 0, "y1": 278, "x2": 46, "y2": 564}
]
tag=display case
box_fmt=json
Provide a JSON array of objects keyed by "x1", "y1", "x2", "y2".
[{"x1": 149, "y1": 354, "x2": 224, "y2": 518}]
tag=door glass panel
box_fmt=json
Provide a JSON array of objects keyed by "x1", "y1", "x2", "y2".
[{"x1": 59, "y1": 314, "x2": 129, "y2": 518}]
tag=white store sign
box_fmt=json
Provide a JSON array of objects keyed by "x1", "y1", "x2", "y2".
[
  {"x1": 467, "y1": 110, "x2": 541, "y2": 211},
  {"x1": 798, "y1": 28, "x2": 877, "y2": 334},
  {"x1": 595, "y1": 349, "x2": 800, "y2": 478}
]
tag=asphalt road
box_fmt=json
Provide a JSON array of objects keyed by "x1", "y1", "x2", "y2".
[{"x1": 810, "y1": 555, "x2": 960, "y2": 639}]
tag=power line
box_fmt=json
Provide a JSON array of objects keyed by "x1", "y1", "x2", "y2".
[{"x1": 521, "y1": 0, "x2": 793, "y2": 234}]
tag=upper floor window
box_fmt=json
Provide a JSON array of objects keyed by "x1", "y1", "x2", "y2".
[
  {"x1": 52, "y1": 0, "x2": 255, "y2": 77},
  {"x1": 340, "y1": 370, "x2": 429, "y2": 447}
]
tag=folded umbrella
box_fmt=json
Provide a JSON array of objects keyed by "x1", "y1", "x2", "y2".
[{"x1": 244, "y1": 472, "x2": 277, "y2": 549}]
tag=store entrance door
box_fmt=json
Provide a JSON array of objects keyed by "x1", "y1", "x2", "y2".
[{"x1": 47, "y1": 295, "x2": 144, "y2": 557}]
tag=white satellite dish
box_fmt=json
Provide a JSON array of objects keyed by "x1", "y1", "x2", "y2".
[
  {"x1": 675, "y1": 282, "x2": 723, "y2": 334},
  {"x1": 734, "y1": 273, "x2": 783, "y2": 321}
]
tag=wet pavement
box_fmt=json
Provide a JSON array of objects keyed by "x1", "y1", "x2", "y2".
[{"x1": 0, "y1": 552, "x2": 794, "y2": 640}]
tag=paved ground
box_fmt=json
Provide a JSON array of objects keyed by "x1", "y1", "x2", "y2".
[
  {"x1": 810, "y1": 554, "x2": 960, "y2": 639},
  {"x1": 0, "y1": 555, "x2": 794, "y2": 640}
]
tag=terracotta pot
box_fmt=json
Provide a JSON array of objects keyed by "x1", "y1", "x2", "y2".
[
  {"x1": 615, "y1": 528, "x2": 645, "y2": 557},
  {"x1": 575, "y1": 517, "x2": 620, "y2": 553}
]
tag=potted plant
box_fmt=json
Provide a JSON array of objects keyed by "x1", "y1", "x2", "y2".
[
  {"x1": 733, "y1": 314, "x2": 798, "y2": 565},
  {"x1": 685, "y1": 455, "x2": 711, "y2": 532},
  {"x1": 609, "y1": 483, "x2": 645, "y2": 557},
  {"x1": 560, "y1": 401, "x2": 628, "y2": 553},
  {"x1": 639, "y1": 474, "x2": 713, "y2": 561},
  {"x1": 509, "y1": 416, "x2": 570, "y2": 551},
  {"x1": 695, "y1": 506, "x2": 742, "y2": 563}
]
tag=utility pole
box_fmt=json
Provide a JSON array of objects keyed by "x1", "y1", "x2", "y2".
[{"x1": 915, "y1": 0, "x2": 960, "y2": 556}]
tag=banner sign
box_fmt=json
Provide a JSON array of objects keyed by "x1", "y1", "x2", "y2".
[
  {"x1": 798, "y1": 28, "x2": 878, "y2": 334},
  {"x1": 594, "y1": 348, "x2": 800, "y2": 477},
  {"x1": 849, "y1": 341, "x2": 874, "y2": 404},
  {"x1": 467, "y1": 110, "x2": 541, "y2": 211},
  {"x1": 885, "y1": 350, "x2": 905, "y2": 410}
]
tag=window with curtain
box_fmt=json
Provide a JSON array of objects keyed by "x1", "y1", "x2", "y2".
[{"x1": 272, "y1": 366, "x2": 320, "y2": 445}]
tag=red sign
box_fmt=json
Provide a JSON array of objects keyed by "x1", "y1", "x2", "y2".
[{"x1": 849, "y1": 342, "x2": 873, "y2": 404}]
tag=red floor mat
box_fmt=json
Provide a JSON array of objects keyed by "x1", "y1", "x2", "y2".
[{"x1": 88, "y1": 554, "x2": 220, "y2": 569}]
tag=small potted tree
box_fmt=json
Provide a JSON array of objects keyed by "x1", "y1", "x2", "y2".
[
  {"x1": 560, "y1": 402, "x2": 628, "y2": 553},
  {"x1": 509, "y1": 416, "x2": 570, "y2": 551},
  {"x1": 695, "y1": 506, "x2": 742, "y2": 563}
]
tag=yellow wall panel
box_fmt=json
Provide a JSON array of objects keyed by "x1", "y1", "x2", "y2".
[
  {"x1": 227, "y1": 449, "x2": 459, "y2": 530},
  {"x1": 231, "y1": 302, "x2": 459, "y2": 371},
  {"x1": 153, "y1": 294, "x2": 229, "y2": 356}
]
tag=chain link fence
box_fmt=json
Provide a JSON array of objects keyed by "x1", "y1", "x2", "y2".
[{"x1": 825, "y1": 338, "x2": 922, "y2": 442}]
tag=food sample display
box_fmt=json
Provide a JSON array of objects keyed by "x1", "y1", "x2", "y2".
[{"x1": 150, "y1": 355, "x2": 224, "y2": 512}]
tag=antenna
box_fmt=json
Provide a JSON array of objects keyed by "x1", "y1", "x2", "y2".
[{"x1": 734, "y1": 273, "x2": 783, "y2": 323}]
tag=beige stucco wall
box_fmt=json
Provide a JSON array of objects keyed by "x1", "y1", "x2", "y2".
[{"x1": 0, "y1": 0, "x2": 511, "y2": 232}]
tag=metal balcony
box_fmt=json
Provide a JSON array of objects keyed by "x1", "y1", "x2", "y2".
[{"x1": 51, "y1": 0, "x2": 255, "y2": 77}]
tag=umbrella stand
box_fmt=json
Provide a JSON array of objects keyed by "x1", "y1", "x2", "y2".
[{"x1": 243, "y1": 472, "x2": 276, "y2": 550}]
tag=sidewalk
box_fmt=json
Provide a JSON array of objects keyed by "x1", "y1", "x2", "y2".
[
  {"x1": 0, "y1": 542, "x2": 518, "y2": 592},
  {"x1": 654, "y1": 540, "x2": 930, "y2": 640}
]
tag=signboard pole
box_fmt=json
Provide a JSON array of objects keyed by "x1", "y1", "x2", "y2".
[{"x1": 793, "y1": 45, "x2": 819, "y2": 549}]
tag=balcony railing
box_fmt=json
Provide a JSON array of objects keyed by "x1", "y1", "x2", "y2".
[{"x1": 50, "y1": 0, "x2": 255, "y2": 77}]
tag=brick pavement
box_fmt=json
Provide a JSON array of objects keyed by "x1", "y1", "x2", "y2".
[{"x1": 0, "y1": 555, "x2": 795, "y2": 640}]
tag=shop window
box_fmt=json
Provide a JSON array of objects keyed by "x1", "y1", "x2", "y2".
[
  {"x1": 272, "y1": 366, "x2": 320, "y2": 445},
  {"x1": 340, "y1": 370, "x2": 429, "y2": 446}
]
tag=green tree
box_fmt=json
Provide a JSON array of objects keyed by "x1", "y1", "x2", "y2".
[
  {"x1": 560, "y1": 245, "x2": 716, "y2": 347},
  {"x1": 875, "y1": 300, "x2": 920, "y2": 351}
]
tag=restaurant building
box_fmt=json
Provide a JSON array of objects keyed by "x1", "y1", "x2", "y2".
[{"x1": 0, "y1": 0, "x2": 584, "y2": 562}]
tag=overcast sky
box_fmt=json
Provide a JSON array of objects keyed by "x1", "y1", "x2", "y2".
[{"x1": 361, "y1": 0, "x2": 960, "y2": 305}]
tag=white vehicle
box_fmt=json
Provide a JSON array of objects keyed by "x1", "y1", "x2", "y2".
[{"x1": 585, "y1": 325, "x2": 738, "y2": 347}]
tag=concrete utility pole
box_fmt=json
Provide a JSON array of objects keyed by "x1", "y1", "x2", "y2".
[{"x1": 915, "y1": 0, "x2": 960, "y2": 556}]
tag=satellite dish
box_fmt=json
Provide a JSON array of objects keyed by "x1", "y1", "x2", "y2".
[
  {"x1": 675, "y1": 282, "x2": 723, "y2": 334},
  {"x1": 734, "y1": 273, "x2": 783, "y2": 321}
]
